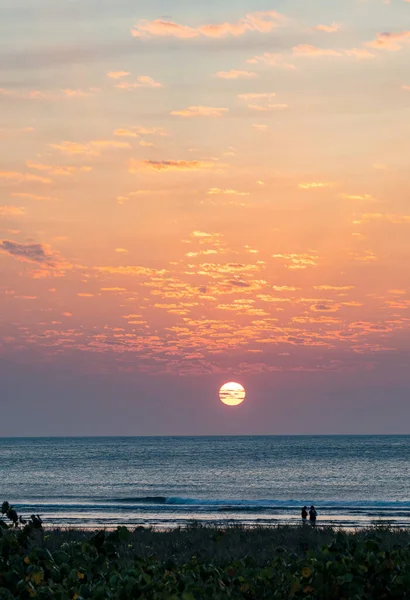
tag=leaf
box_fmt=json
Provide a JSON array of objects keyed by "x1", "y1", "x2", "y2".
[
  {"x1": 365, "y1": 540, "x2": 380, "y2": 552},
  {"x1": 117, "y1": 527, "x2": 131, "y2": 542}
]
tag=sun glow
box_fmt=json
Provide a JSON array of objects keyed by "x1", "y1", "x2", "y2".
[{"x1": 219, "y1": 382, "x2": 246, "y2": 406}]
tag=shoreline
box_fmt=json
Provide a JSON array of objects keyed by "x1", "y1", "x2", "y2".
[
  {"x1": 11, "y1": 496, "x2": 410, "y2": 531},
  {"x1": 21, "y1": 517, "x2": 410, "y2": 532}
]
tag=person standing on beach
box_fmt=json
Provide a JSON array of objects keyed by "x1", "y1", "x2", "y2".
[
  {"x1": 301, "y1": 506, "x2": 308, "y2": 523},
  {"x1": 309, "y1": 505, "x2": 317, "y2": 526}
]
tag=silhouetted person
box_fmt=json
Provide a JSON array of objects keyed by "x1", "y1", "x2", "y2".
[
  {"x1": 301, "y1": 506, "x2": 308, "y2": 523},
  {"x1": 309, "y1": 505, "x2": 317, "y2": 526}
]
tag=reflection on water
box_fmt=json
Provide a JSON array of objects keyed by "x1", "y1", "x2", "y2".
[{"x1": 2, "y1": 435, "x2": 410, "y2": 529}]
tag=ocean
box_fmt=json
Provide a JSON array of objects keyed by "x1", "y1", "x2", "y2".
[{"x1": 1, "y1": 436, "x2": 409, "y2": 529}]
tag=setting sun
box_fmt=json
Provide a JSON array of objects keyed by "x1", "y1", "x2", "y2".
[{"x1": 219, "y1": 382, "x2": 246, "y2": 406}]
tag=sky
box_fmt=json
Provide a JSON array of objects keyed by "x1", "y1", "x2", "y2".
[{"x1": 1, "y1": 0, "x2": 410, "y2": 436}]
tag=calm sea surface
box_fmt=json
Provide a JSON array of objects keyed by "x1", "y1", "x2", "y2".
[{"x1": 1, "y1": 436, "x2": 409, "y2": 528}]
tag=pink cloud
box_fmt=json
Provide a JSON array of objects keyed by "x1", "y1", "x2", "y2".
[
  {"x1": 50, "y1": 140, "x2": 131, "y2": 156},
  {"x1": 0, "y1": 206, "x2": 25, "y2": 216},
  {"x1": 247, "y1": 53, "x2": 296, "y2": 70},
  {"x1": 216, "y1": 70, "x2": 257, "y2": 79},
  {"x1": 344, "y1": 48, "x2": 375, "y2": 60},
  {"x1": 293, "y1": 44, "x2": 343, "y2": 57},
  {"x1": 238, "y1": 92, "x2": 286, "y2": 111},
  {"x1": 0, "y1": 171, "x2": 51, "y2": 184},
  {"x1": 114, "y1": 129, "x2": 139, "y2": 137},
  {"x1": 238, "y1": 93, "x2": 277, "y2": 101},
  {"x1": 299, "y1": 182, "x2": 333, "y2": 189},
  {"x1": 129, "y1": 159, "x2": 219, "y2": 172},
  {"x1": 315, "y1": 23, "x2": 339, "y2": 33},
  {"x1": 132, "y1": 11, "x2": 284, "y2": 39},
  {"x1": 115, "y1": 76, "x2": 162, "y2": 89},
  {"x1": 62, "y1": 88, "x2": 100, "y2": 97},
  {"x1": 170, "y1": 106, "x2": 229, "y2": 117},
  {"x1": 26, "y1": 161, "x2": 92, "y2": 176},
  {"x1": 106, "y1": 71, "x2": 130, "y2": 79},
  {"x1": 365, "y1": 31, "x2": 410, "y2": 51},
  {"x1": 247, "y1": 103, "x2": 287, "y2": 111},
  {"x1": 292, "y1": 45, "x2": 374, "y2": 60},
  {"x1": 0, "y1": 88, "x2": 99, "y2": 100},
  {"x1": 12, "y1": 193, "x2": 58, "y2": 201},
  {"x1": 252, "y1": 124, "x2": 268, "y2": 131}
]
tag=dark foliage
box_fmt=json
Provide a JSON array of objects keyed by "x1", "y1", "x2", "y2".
[{"x1": 1, "y1": 502, "x2": 410, "y2": 599}]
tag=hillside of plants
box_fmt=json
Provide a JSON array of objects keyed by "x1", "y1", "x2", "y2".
[{"x1": 2, "y1": 501, "x2": 410, "y2": 599}]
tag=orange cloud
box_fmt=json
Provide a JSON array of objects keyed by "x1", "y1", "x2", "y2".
[
  {"x1": 315, "y1": 23, "x2": 339, "y2": 33},
  {"x1": 94, "y1": 266, "x2": 166, "y2": 276},
  {"x1": 0, "y1": 88, "x2": 99, "y2": 100},
  {"x1": 129, "y1": 159, "x2": 219, "y2": 172},
  {"x1": 26, "y1": 161, "x2": 92, "y2": 176},
  {"x1": 208, "y1": 188, "x2": 249, "y2": 196},
  {"x1": 272, "y1": 253, "x2": 318, "y2": 269},
  {"x1": 366, "y1": 31, "x2": 410, "y2": 51},
  {"x1": 114, "y1": 126, "x2": 167, "y2": 138},
  {"x1": 340, "y1": 193, "x2": 379, "y2": 201},
  {"x1": 132, "y1": 11, "x2": 284, "y2": 39},
  {"x1": 133, "y1": 126, "x2": 167, "y2": 136},
  {"x1": 314, "y1": 285, "x2": 354, "y2": 291},
  {"x1": 293, "y1": 44, "x2": 343, "y2": 57},
  {"x1": 273, "y1": 285, "x2": 298, "y2": 291},
  {"x1": 216, "y1": 70, "x2": 257, "y2": 79},
  {"x1": 12, "y1": 192, "x2": 58, "y2": 201},
  {"x1": 252, "y1": 124, "x2": 268, "y2": 131},
  {"x1": 247, "y1": 53, "x2": 296, "y2": 69},
  {"x1": 356, "y1": 213, "x2": 410, "y2": 224},
  {"x1": 50, "y1": 140, "x2": 131, "y2": 156},
  {"x1": 62, "y1": 88, "x2": 100, "y2": 97},
  {"x1": 345, "y1": 48, "x2": 375, "y2": 60},
  {"x1": 299, "y1": 181, "x2": 333, "y2": 189},
  {"x1": 115, "y1": 76, "x2": 162, "y2": 89},
  {"x1": 0, "y1": 171, "x2": 51, "y2": 184},
  {"x1": 0, "y1": 239, "x2": 55, "y2": 265},
  {"x1": 192, "y1": 231, "x2": 218, "y2": 238},
  {"x1": 114, "y1": 129, "x2": 139, "y2": 137},
  {"x1": 238, "y1": 92, "x2": 286, "y2": 111},
  {"x1": 0, "y1": 88, "x2": 45, "y2": 100},
  {"x1": 0, "y1": 126, "x2": 34, "y2": 134},
  {"x1": 310, "y1": 303, "x2": 340, "y2": 313},
  {"x1": 0, "y1": 206, "x2": 25, "y2": 216},
  {"x1": 170, "y1": 106, "x2": 228, "y2": 117},
  {"x1": 238, "y1": 92, "x2": 277, "y2": 101},
  {"x1": 247, "y1": 103, "x2": 287, "y2": 111},
  {"x1": 106, "y1": 71, "x2": 130, "y2": 78}
]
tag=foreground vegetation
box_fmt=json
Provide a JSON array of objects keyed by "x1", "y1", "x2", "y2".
[{"x1": 2, "y1": 502, "x2": 410, "y2": 599}]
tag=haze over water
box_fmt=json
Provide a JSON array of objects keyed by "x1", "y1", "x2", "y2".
[{"x1": 2, "y1": 435, "x2": 410, "y2": 529}]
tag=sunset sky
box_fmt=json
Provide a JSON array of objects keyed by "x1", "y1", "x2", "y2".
[{"x1": 1, "y1": 0, "x2": 410, "y2": 436}]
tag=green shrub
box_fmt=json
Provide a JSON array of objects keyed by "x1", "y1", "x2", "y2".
[{"x1": 1, "y1": 501, "x2": 410, "y2": 599}]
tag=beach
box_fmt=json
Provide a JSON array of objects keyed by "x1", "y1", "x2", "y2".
[{"x1": 2, "y1": 510, "x2": 410, "y2": 599}]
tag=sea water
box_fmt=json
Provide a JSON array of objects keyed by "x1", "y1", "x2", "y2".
[{"x1": 1, "y1": 436, "x2": 409, "y2": 528}]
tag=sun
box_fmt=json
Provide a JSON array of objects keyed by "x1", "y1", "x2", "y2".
[{"x1": 219, "y1": 382, "x2": 246, "y2": 406}]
